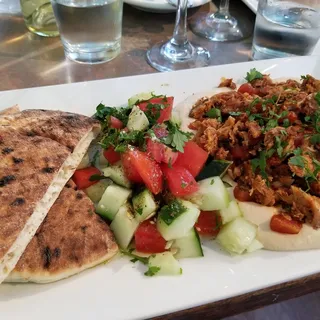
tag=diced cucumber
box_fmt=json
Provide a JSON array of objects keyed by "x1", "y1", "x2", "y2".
[
  {"x1": 246, "y1": 239, "x2": 264, "y2": 253},
  {"x1": 110, "y1": 204, "x2": 139, "y2": 249},
  {"x1": 220, "y1": 200, "x2": 242, "y2": 225},
  {"x1": 84, "y1": 180, "x2": 112, "y2": 203},
  {"x1": 196, "y1": 160, "x2": 232, "y2": 181},
  {"x1": 128, "y1": 92, "x2": 155, "y2": 106},
  {"x1": 133, "y1": 189, "x2": 158, "y2": 222},
  {"x1": 102, "y1": 163, "x2": 131, "y2": 188},
  {"x1": 77, "y1": 153, "x2": 90, "y2": 169},
  {"x1": 96, "y1": 184, "x2": 132, "y2": 220},
  {"x1": 172, "y1": 228, "x2": 203, "y2": 259},
  {"x1": 157, "y1": 200, "x2": 200, "y2": 241},
  {"x1": 127, "y1": 105, "x2": 149, "y2": 132},
  {"x1": 148, "y1": 252, "x2": 182, "y2": 276},
  {"x1": 216, "y1": 217, "x2": 257, "y2": 255},
  {"x1": 186, "y1": 176, "x2": 230, "y2": 211}
]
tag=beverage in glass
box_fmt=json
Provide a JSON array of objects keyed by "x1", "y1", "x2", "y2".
[
  {"x1": 51, "y1": 0, "x2": 123, "y2": 64},
  {"x1": 252, "y1": 0, "x2": 320, "y2": 60},
  {"x1": 20, "y1": 0, "x2": 59, "y2": 37}
]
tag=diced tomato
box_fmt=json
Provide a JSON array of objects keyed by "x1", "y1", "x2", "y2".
[
  {"x1": 294, "y1": 133, "x2": 304, "y2": 147},
  {"x1": 124, "y1": 148, "x2": 163, "y2": 194},
  {"x1": 230, "y1": 145, "x2": 249, "y2": 160},
  {"x1": 162, "y1": 165, "x2": 199, "y2": 197},
  {"x1": 135, "y1": 220, "x2": 167, "y2": 253},
  {"x1": 153, "y1": 126, "x2": 168, "y2": 139},
  {"x1": 287, "y1": 111, "x2": 298, "y2": 124},
  {"x1": 121, "y1": 152, "x2": 143, "y2": 183},
  {"x1": 103, "y1": 146, "x2": 121, "y2": 164},
  {"x1": 72, "y1": 166, "x2": 101, "y2": 190},
  {"x1": 138, "y1": 97, "x2": 174, "y2": 123},
  {"x1": 162, "y1": 146, "x2": 178, "y2": 165},
  {"x1": 233, "y1": 185, "x2": 253, "y2": 202},
  {"x1": 146, "y1": 138, "x2": 165, "y2": 163},
  {"x1": 174, "y1": 141, "x2": 208, "y2": 177},
  {"x1": 110, "y1": 116, "x2": 123, "y2": 129},
  {"x1": 238, "y1": 83, "x2": 259, "y2": 95},
  {"x1": 270, "y1": 214, "x2": 302, "y2": 234},
  {"x1": 195, "y1": 211, "x2": 221, "y2": 238}
]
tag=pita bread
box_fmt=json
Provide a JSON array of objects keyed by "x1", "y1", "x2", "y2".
[
  {"x1": 0, "y1": 108, "x2": 100, "y2": 283},
  {"x1": 6, "y1": 181, "x2": 118, "y2": 283}
]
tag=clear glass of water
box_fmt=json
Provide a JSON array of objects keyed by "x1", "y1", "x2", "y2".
[
  {"x1": 51, "y1": 0, "x2": 123, "y2": 64},
  {"x1": 252, "y1": 0, "x2": 320, "y2": 60},
  {"x1": 20, "y1": 0, "x2": 59, "y2": 37}
]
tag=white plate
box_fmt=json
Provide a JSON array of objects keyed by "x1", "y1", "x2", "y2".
[
  {"x1": 124, "y1": 0, "x2": 210, "y2": 13},
  {"x1": 0, "y1": 56, "x2": 320, "y2": 320},
  {"x1": 241, "y1": 0, "x2": 258, "y2": 13}
]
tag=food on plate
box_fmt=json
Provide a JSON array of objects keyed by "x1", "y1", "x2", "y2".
[
  {"x1": 6, "y1": 180, "x2": 118, "y2": 283},
  {"x1": 177, "y1": 69, "x2": 320, "y2": 251},
  {"x1": 0, "y1": 108, "x2": 100, "y2": 283}
]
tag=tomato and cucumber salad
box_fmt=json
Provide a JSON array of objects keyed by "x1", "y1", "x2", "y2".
[{"x1": 71, "y1": 92, "x2": 264, "y2": 276}]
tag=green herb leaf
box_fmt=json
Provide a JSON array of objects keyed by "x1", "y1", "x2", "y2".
[
  {"x1": 245, "y1": 68, "x2": 263, "y2": 82},
  {"x1": 206, "y1": 108, "x2": 222, "y2": 121},
  {"x1": 293, "y1": 148, "x2": 302, "y2": 156},
  {"x1": 136, "y1": 207, "x2": 143, "y2": 215},
  {"x1": 315, "y1": 92, "x2": 320, "y2": 106},
  {"x1": 283, "y1": 119, "x2": 290, "y2": 128},
  {"x1": 265, "y1": 119, "x2": 278, "y2": 131},
  {"x1": 121, "y1": 250, "x2": 149, "y2": 265},
  {"x1": 89, "y1": 174, "x2": 106, "y2": 181},
  {"x1": 275, "y1": 136, "x2": 283, "y2": 157},
  {"x1": 301, "y1": 75, "x2": 309, "y2": 80},
  {"x1": 144, "y1": 266, "x2": 160, "y2": 277},
  {"x1": 95, "y1": 103, "x2": 130, "y2": 124},
  {"x1": 289, "y1": 155, "x2": 305, "y2": 168},
  {"x1": 305, "y1": 116, "x2": 311, "y2": 122},
  {"x1": 311, "y1": 134, "x2": 320, "y2": 145},
  {"x1": 210, "y1": 179, "x2": 215, "y2": 185},
  {"x1": 164, "y1": 121, "x2": 193, "y2": 153}
]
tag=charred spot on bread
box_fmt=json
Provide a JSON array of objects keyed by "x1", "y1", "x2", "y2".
[
  {"x1": 81, "y1": 226, "x2": 88, "y2": 233},
  {"x1": 43, "y1": 247, "x2": 52, "y2": 269},
  {"x1": 10, "y1": 198, "x2": 25, "y2": 206},
  {"x1": 2, "y1": 147, "x2": 14, "y2": 155},
  {"x1": 0, "y1": 175, "x2": 16, "y2": 187},
  {"x1": 53, "y1": 248, "x2": 61, "y2": 258},
  {"x1": 26, "y1": 131, "x2": 36, "y2": 137},
  {"x1": 12, "y1": 157, "x2": 24, "y2": 164},
  {"x1": 76, "y1": 192, "x2": 83, "y2": 200},
  {"x1": 42, "y1": 167, "x2": 55, "y2": 174}
]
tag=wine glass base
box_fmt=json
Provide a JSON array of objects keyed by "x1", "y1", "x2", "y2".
[
  {"x1": 190, "y1": 12, "x2": 244, "y2": 42},
  {"x1": 146, "y1": 40, "x2": 210, "y2": 72}
]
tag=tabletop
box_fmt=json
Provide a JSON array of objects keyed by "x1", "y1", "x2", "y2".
[
  {"x1": 1, "y1": 1, "x2": 319, "y2": 319},
  {"x1": 0, "y1": 0, "x2": 255, "y2": 91}
]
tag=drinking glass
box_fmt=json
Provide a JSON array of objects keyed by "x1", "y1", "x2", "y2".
[
  {"x1": 189, "y1": 0, "x2": 244, "y2": 42},
  {"x1": 146, "y1": 0, "x2": 210, "y2": 72},
  {"x1": 20, "y1": 0, "x2": 59, "y2": 37},
  {"x1": 51, "y1": 0, "x2": 123, "y2": 64},
  {"x1": 252, "y1": 0, "x2": 320, "y2": 60}
]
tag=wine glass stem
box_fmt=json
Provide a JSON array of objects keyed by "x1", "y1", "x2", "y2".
[
  {"x1": 219, "y1": 0, "x2": 230, "y2": 14},
  {"x1": 171, "y1": 0, "x2": 188, "y2": 46}
]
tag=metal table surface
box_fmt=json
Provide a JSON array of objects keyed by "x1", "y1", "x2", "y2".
[{"x1": 0, "y1": 0, "x2": 255, "y2": 91}]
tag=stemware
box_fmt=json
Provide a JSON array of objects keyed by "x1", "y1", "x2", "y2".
[
  {"x1": 146, "y1": 0, "x2": 210, "y2": 72},
  {"x1": 189, "y1": 0, "x2": 244, "y2": 42}
]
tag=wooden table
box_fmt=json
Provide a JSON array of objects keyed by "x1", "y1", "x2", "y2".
[{"x1": 3, "y1": 1, "x2": 317, "y2": 319}]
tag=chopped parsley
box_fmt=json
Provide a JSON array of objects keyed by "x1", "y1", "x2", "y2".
[
  {"x1": 315, "y1": 92, "x2": 320, "y2": 106},
  {"x1": 144, "y1": 266, "x2": 160, "y2": 277},
  {"x1": 144, "y1": 102, "x2": 167, "y2": 125},
  {"x1": 159, "y1": 200, "x2": 187, "y2": 225},
  {"x1": 301, "y1": 75, "x2": 309, "y2": 80},
  {"x1": 250, "y1": 150, "x2": 268, "y2": 182},
  {"x1": 181, "y1": 182, "x2": 187, "y2": 189},
  {"x1": 310, "y1": 133, "x2": 320, "y2": 145},
  {"x1": 95, "y1": 103, "x2": 130, "y2": 124},
  {"x1": 289, "y1": 155, "x2": 305, "y2": 168},
  {"x1": 89, "y1": 174, "x2": 107, "y2": 181},
  {"x1": 210, "y1": 179, "x2": 215, "y2": 185},
  {"x1": 121, "y1": 249, "x2": 149, "y2": 265},
  {"x1": 283, "y1": 118, "x2": 290, "y2": 128},
  {"x1": 245, "y1": 68, "x2": 263, "y2": 82},
  {"x1": 136, "y1": 207, "x2": 143, "y2": 215},
  {"x1": 206, "y1": 108, "x2": 222, "y2": 121},
  {"x1": 163, "y1": 121, "x2": 193, "y2": 153}
]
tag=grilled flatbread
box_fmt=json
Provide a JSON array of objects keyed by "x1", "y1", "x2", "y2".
[
  {"x1": 0, "y1": 109, "x2": 100, "y2": 283},
  {"x1": 6, "y1": 181, "x2": 118, "y2": 283}
]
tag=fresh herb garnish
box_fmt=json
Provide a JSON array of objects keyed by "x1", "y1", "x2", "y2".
[
  {"x1": 159, "y1": 200, "x2": 187, "y2": 225},
  {"x1": 301, "y1": 75, "x2": 309, "y2": 80},
  {"x1": 206, "y1": 108, "x2": 222, "y2": 121},
  {"x1": 144, "y1": 266, "x2": 160, "y2": 277},
  {"x1": 250, "y1": 150, "x2": 268, "y2": 182},
  {"x1": 163, "y1": 121, "x2": 193, "y2": 153},
  {"x1": 121, "y1": 250, "x2": 149, "y2": 265},
  {"x1": 181, "y1": 182, "x2": 187, "y2": 189},
  {"x1": 275, "y1": 136, "x2": 283, "y2": 157},
  {"x1": 315, "y1": 92, "x2": 320, "y2": 106},
  {"x1": 89, "y1": 174, "x2": 107, "y2": 181},
  {"x1": 210, "y1": 179, "x2": 215, "y2": 185},
  {"x1": 245, "y1": 68, "x2": 263, "y2": 82},
  {"x1": 136, "y1": 207, "x2": 143, "y2": 215},
  {"x1": 144, "y1": 103, "x2": 167, "y2": 125},
  {"x1": 95, "y1": 103, "x2": 130, "y2": 124},
  {"x1": 311, "y1": 133, "x2": 320, "y2": 145},
  {"x1": 283, "y1": 118, "x2": 290, "y2": 128}
]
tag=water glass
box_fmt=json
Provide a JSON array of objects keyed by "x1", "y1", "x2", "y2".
[
  {"x1": 252, "y1": 0, "x2": 320, "y2": 60},
  {"x1": 20, "y1": 0, "x2": 59, "y2": 37},
  {"x1": 51, "y1": 0, "x2": 123, "y2": 64}
]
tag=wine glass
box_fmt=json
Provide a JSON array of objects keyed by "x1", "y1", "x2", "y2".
[
  {"x1": 189, "y1": 0, "x2": 244, "y2": 42},
  {"x1": 146, "y1": 0, "x2": 210, "y2": 72}
]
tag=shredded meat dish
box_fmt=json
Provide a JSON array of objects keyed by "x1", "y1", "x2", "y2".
[{"x1": 189, "y1": 73, "x2": 320, "y2": 229}]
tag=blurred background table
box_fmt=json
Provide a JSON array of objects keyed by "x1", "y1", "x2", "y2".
[{"x1": 0, "y1": 0, "x2": 255, "y2": 91}]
